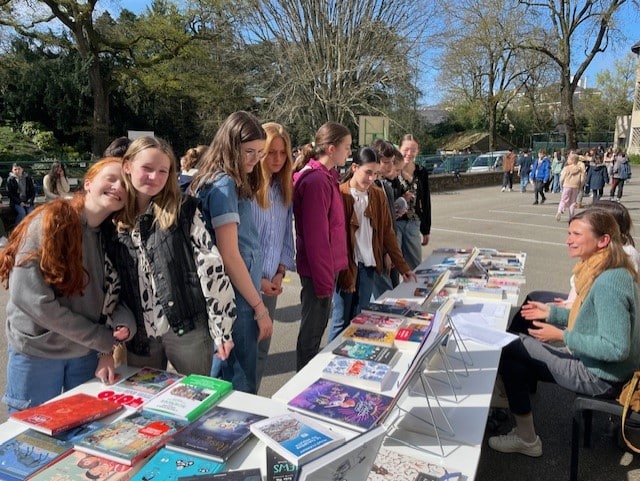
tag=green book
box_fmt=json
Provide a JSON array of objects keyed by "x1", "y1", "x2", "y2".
[{"x1": 142, "y1": 374, "x2": 233, "y2": 422}]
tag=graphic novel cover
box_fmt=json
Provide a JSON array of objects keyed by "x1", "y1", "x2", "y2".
[{"x1": 332, "y1": 340, "x2": 399, "y2": 366}]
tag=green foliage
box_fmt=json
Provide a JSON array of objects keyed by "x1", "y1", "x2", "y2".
[
  {"x1": 0, "y1": 126, "x2": 45, "y2": 164},
  {"x1": 629, "y1": 154, "x2": 640, "y2": 165}
]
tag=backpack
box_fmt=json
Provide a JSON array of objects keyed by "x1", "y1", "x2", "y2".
[{"x1": 618, "y1": 161, "x2": 631, "y2": 180}]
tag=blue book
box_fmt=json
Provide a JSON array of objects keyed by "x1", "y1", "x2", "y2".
[{"x1": 130, "y1": 447, "x2": 225, "y2": 481}]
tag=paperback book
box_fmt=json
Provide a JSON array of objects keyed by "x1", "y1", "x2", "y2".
[
  {"x1": 332, "y1": 340, "x2": 399, "y2": 366},
  {"x1": 349, "y1": 313, "x2": 406, "y2": 332},
  {"x1": 394, "y1": 321, "x2": 433, "y2": 352},
  {"x1": 287, "y1": 378, "x2": 394, "y2": 432},
  {"x1": 321, "y1": 356, "x2": 392, "y2": 392},
  {"x1": 361, "y1": 302, "x2": 412, "y2": 318},
  {"x1": 249, "y1": 413, "x2": 344, "y2": 465},
  {"x1": 74, "y1": 411, "x2": 186, "y2": 466},
  {"x1": 177, "y1": 468, "x2": 262, "y2": 481},
  {"x1": 29, "y1": 449, "x2": 142, "y2": 481},
  {"x1": 8, "y1": 393, "x2": 123, "y2": 436},
  {"x1": 368, "y1": 447, "x2": 463, "y2": 481},
  {"x1": 167, "y1": 406, "x2": 267, "y2": 463},
  {"x1": 143, "y1": 374, "x2": 233, "y2": 423},
  {"x1": 265, "y1": 446, "x2": 297, "y2": 481},
  {"x1": 130, "y1": 447, "x2": 225, "y2": 481},
  {"x1": 341, "y1": 326, "x2": 396, "y2": 348},
  {"x1": 96, "y1": 367, "x2": 184, "y2": 409}
]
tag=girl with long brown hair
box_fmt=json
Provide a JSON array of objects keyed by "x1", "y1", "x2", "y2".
[{"x1": 0, "y1": 158, "x2": 135, "y2": 411}]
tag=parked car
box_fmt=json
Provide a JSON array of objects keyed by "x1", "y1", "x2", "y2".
[
  {"x1": 415, "y1": 155, "x2": 443, "y2": 173},
  {"x1": 432, "y1": 154, "x2": 477, "y2": 174},
  {"x1": 467, "y1": 151, "x2": 509, "y2": 173}
]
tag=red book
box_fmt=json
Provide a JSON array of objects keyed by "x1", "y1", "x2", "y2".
[{"x1": 9, "y1": 393, "x2": 123, "y2": 435}]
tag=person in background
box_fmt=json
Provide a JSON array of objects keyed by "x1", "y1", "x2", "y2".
[
  {"x1": 530, "y1": 150, "x2": 550, "y2": 205},
  {"x1": 490, "y1": 209, "x2": 640, "y2": 457},
  {"x1": 555, "y1": 152, "x2": 586, "y2": 222},
  {"x1": 585, "y1": 154, "x2": 609, "y2": 204},
  {"x1": 43, "y1": 161, "x2": 71, "y2": 201},
  {"x1": 0, "y1": 158, "x2": 136, "y2": 411},
  {"x1": 501, "y1": 148, "x2": 516, "y2": 192},
  {"x1": 550, "y1": 150, "x2": 564, "y2": 194},
  {"x1": 0, "y1": 176, "x2": 7, "y2": 247},
  {"x1": 105, "y1": 137, "x2": 236, "y2": 377},
  {"x1": 329, "y1": 147, "x2": 417, "y2": 341},
  {"x1": 517, "y1": 150, "x2": 534, "y2": 193},
  {"x1": 610, "y1": 149, "x2": 631, "y2": 202},
  {"x1": 251, "y1": 122, "x2": 295, "y2": 391},
  {"x1": 292, "y1": 122, "x2": 350, "y2": 370},
  {"x1": 396, "y1": 134, "x2": 431, "y2": 269},
  {"x1": 179, "y1": 145, "x2": 207, "y2": 193},
  {"x1": 604, "y1": 146, "x2": 615, "y2": 179},
  {"x1": 191, "y1": 111, "x2": 272, "y2": 394},
  {"x1": 103, "y1": 137, "x2": 131, "y2": 158},
  {"x1": 7, "y1": 163, "x2": 35, "y2": 224}
]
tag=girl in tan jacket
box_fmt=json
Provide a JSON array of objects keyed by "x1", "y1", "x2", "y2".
[{"x1": 556, "y1": 152, "x2": 585, "y2": 222}]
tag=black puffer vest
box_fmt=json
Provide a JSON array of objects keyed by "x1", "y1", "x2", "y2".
[{"x1": 104, "y1": 195, "x2": 208, "y2": 356}]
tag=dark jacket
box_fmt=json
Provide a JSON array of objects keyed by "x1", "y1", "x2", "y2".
[
  {"x1": 7, "y1": 173, "x2": 35, "y2": 207},
  {"x1": 586, "y1": 164, "x2": 609, "y2": 190},
  {"x1": 395, "y1": 165, "x2": 432, "y2": 236},
  {"x1": 103, "y1": 195, "x2": 208, "y2": 356}
]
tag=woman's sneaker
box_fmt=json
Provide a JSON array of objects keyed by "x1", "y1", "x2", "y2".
[{"x1": 488, "y1": 429, "x2": 543, "y2": 457}]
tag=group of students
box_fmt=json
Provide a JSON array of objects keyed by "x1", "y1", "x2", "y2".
[{"x1": 0, "y1": 112, "x2": 432, "y2": 412}]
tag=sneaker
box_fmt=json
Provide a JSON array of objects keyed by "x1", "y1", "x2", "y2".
[
  {"x1": 540, "y1": 197, "x2": 546, "y2": 204},
  {"x1": 488, "y1": 429, "x2": 543, "y2": 457},
  {"x1": 532, "y1": 201, "x2": 538, "y2": 205},
  {"x1": 508, "y1": 188, "x2": 512, "y2": 192},
  {"x1": 555, "y1": 212, "x2": 561, "y2": 222},
  {"x1": 501, "y1": 187, "x2": 506, "y2": 192}
]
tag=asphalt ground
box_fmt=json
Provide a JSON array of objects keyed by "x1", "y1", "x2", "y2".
[{"x1": 2, "y1": 173, "x2": 640, "y2": 479}]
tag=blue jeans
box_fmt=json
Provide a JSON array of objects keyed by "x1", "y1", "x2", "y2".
[
  {"x1": 3, "y1": 348, "x2": 98, "y2": 412},
  {"x1": 210, "y1": 252, "x2": 261, "y2": 394},
  {"x1": 395, "y1": 218, "x2": 422, "y2": 270},
  {"x1": 328, "y1": 264, "x2": 375, "y2": 342},
  {"x1": 13, "y1": 204, "x2": 34, "y2": 224},
  {"x1": 520, "y1": 174, "x2": 529, "y2": 192},
  {"x1": 552, "y1": 173, "x2": 561, "y2": 193}
]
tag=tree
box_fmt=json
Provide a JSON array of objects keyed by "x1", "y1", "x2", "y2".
[
  {"x1": 517, "y1": 0, "x2": 628, "y2": 148},
  {"x1": 242, "y1": 0, "x2": 433, "y2": 140}
]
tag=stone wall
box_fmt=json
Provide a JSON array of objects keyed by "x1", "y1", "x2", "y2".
[{"x1": 430, "y1": 171, "x2": 513, "y2": 192}]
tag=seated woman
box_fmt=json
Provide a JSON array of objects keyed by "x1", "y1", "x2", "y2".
[{"x1": 489, "y1": 208, "x2": 640, "y2": 457}]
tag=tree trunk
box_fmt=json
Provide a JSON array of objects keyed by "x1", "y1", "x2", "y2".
[
  {"x1": 559, "y1": 69, "x2": 577, "y2": 149},
  {"x1": 88, "y1": 59, "x2": 110, "y2": 157},
  {"x1": 488, "y1": 97, "x2": 497, "y2": 151}
]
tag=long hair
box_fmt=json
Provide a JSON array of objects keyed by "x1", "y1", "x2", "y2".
[
  {"x1": 591, "y1": 200, "x2": 636, "y2": 247},
  {"x1": 341, "y1": 146, "x2": 379, "y2": 183},
  {"x1": 571, "y1": 209, "x2": 638, "y2": 282},
  {"x1": 45, "y1": 161, "x2": 65, "y2": 195},
  {"x1": 181, "y1": 145, "x2": 208, "y2": 172},
  {"x1": 190, "y1": 111, "x2": 265, "y2": 199},
  {"x1": 103, "y1": 136, "x2": 131, "y2": 158},
  {"x1": 115, "y1": 136, "x2": 181, "y2": 231},
  {"x1": 0, "y1": 157, "x2": 122, "y2": 297},
  {"x1": 255, "y1": 122, "x2": 293, "y2": 209},
  {"x1": 292, "y1": 122, "x2": 351, "y2": 172}
]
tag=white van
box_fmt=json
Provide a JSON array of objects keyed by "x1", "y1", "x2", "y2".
[{"x1": 467, "y1": 151, "x2": 510, "y2": 172}]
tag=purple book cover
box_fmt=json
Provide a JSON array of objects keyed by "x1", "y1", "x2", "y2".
[{"x1": 287, "y1": 378, "x2": 393, "y2": 431}]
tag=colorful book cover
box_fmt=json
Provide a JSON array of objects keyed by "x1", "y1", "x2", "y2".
[
  {"x1": 297, "y1": 425, "x2": 386, "y2": 481},
  {"x1": 0, "y1": 422, "x2": 105, "y2": 479},
  {"x1": 167, "y1": 406, "x2": 267, "y2": 462},
  {"x1": 368, "y1": 447, "x2": 463, "y2": 481},
  {"x1": 74, "y1": 411, "x2": 186, "y2": 466},
  {"x1": 287, "y1": 378, "x2": 393, "y2": 432},
  {"x1": 29, "y1": 449, "x2": 140, "y2": 481},
  {"x1": 8, "y1": 393, "x2": 123, "y2": 435},
  {"x1": 129, "y1": 447, "x2": 225, "y2": 481},
  {"x1": 361, "y1": 302, "x2": 411, "y2": 318},
  {"x1": 341, "y1": 326, "x2": 396, "y2": 348},
  {"x1": 177, "y1": 468, "x2": 262, "y2": 481},
  {"x1": 395, "y1": 321, "x2": 433, "y2": 351},
  {"x1": 332, "y1": 340, "x2": 399, "y2": 366},
  {"x1": 350, "y1": 313, "x2": 406, "y2": 331},
  {"x1": 96, "y1": 367, "x2": 184, "y2": 409},
  {"x1": 250, "y1": 413, "x2": 344, "y2": 465},
  {"x1": 321, "y1": 356, "x2": 392, "y2": 392},
  {"x1": 143, "y1": 374, "x2": 233, "y2": 422},
  {"x1": 265, "y1": 446, "x2": 297, "y2": 481}
]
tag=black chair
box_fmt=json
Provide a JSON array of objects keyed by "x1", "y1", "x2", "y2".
[{"x1": 570, "y1": 395, "x2": 640, "y2": 481}]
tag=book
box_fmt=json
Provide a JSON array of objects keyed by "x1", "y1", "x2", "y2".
[
  {"x1": 249, "y1": 413, "x2": 344, "y2": 465},
  {"x1": 143, "y1": 374, "x2": 233, "y2": 422},
  {"x1": 265, "y1": 446, "x2": 297, "y2": 481},
  {"x1": 286, "y1": 378, "x2": 393, "y2": 432},
  {"x1": 368, "y1": 447, "x2": 463, "y2": 481},
  {"x1": 321, "y1": 356, "x2": 392, "y2": 392},
  {"x1": 296, "y1": 425, "x2": 386, "y2": 481},
  {"x1": 412, "y1": 269, "x2": 450, "y2": 306},
  {"x1": 395, "y1": 321, "x2": 433, "y2": 352},
  {"x1": 332, "y1": 340, "x2": 399, "y2": 366},
  {"x1": 8, "y1": 393, "x2": 123, "y2": 436},
  {"x1": 341, "y1": 326, "x2": 396, "y2": 348},
  {"x1": 463, "y1": 284, "x2": 504, "y2": 300},
  {"x1": 96, "y1": 367, "x2": 184, "y2": 409},
  {"x1": 177, "y1": 468, "x2": 262, "y2": 481},
  {"x1": 29, "y1": 449, "x2": 142, "y2": 481},
  {"x1": 129, "y1": 447, "x2": 225, "y2": 481},
  {"x1": 361, "y1": 302, "x2": 412, "y2": 318},
  {"x1": 166, "y1": 406, "x2": 267, "y2": 463},
  {"x1": 349, "y1": 312, "x2": 406, "y2": 332},
  {"x1": 74, "y1": 410, "x2": 186, "y2": 466},
  {"x1": 0, "y1": 422, "x2": 105, "y2": 480}
]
